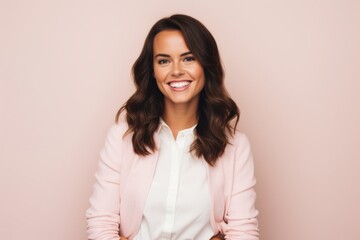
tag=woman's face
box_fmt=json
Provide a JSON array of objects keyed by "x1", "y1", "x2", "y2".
[{"x1": 153, "y1": 30, "x2": 205, "y2": 109}]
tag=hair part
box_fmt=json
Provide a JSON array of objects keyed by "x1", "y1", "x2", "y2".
[{"x1": 116, "y1": 14, "x2": 240, "y2": 165}]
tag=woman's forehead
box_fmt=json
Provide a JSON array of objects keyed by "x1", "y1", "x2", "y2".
[{"x1": 153, "y1": 30, "x2": 190, "y2": 56}]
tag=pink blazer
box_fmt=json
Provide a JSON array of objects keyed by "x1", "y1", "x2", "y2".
[{"x1": 86, "y1": 119, "x2": 259, "y2": 240}]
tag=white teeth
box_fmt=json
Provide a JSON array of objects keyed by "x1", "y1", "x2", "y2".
[{"x1": 169, "y1": 81, "x2": 190, "y2": 88}]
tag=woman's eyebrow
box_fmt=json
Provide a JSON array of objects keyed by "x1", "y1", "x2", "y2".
[
  {"x1": 180, "y1": 51, "x2": 192, "y2": 56},
  {"x1": 154, "y1": 51, "x2": 192, "y2": 58},
  {"x1": 154, "y1": 53, "x2": 170, "y2": 58}
]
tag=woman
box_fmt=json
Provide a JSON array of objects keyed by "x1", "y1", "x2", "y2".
[{"x1": 86, "y1": 14, "x2": 259, "y2": 240}]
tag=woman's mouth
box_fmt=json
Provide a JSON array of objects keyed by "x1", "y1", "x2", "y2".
[{"x1": 168, "y1": 81, "x2": 191, "y2": 90}]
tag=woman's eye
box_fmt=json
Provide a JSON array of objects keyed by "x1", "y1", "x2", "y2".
[
  {"x1": 158, "y1": 59, "x2": 169, "y2": 64},
  {"x1": 184, "y1": 56, "x2": 195, "y2": 62}
]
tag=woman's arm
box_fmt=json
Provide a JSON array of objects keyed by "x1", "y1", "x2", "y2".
[
  {"x1": 221, "y1": 133, "x2": 259, "y2": 239},
  {"x1": 86, "y1": 124, "x2": 124, "y2": 240}
]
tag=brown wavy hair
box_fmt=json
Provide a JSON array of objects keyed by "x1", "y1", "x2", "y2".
[{"x1": 116, "y1": 14, "x2": 240, "y2": 165}]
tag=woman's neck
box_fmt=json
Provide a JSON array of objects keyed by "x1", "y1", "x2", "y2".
[{"x1": 162, "y1": 102, "x2": 198, "y2": 139}]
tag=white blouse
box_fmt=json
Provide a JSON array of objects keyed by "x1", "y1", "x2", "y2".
[{"x1": 134, "y1": 120, "x2": 214, "y2": 240}]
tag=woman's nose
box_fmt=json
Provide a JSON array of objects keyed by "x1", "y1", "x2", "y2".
[{"x1": 171, "y1": 62, "x2": 185, "y2": 77}]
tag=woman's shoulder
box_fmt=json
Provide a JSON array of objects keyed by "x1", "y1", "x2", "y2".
[
  {"x1": 112, "y1": 115, "x2": 128, "y2": 132},
  {"x1": 106, "y1": 113, "x2": 131, "y2": 142},
  {"x1": 222, "y1": 129, "x2": 253, "y2": 160},
  {"x1": 229, "y1": 129, "x2": 251, "y2": 148}
]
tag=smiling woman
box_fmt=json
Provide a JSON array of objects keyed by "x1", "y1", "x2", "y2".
[
  {"x1": 153, "y1": 30, "x2": 205, "y2": 130},
  {"x1": 86, "y1": 14, "x2": 259, "y2": 240}
]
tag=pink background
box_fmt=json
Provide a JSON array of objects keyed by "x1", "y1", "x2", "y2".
[{"x1": 1, "y1": 0, "x2": 359, "y2": 239}]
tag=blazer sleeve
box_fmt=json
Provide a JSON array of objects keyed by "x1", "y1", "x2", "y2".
[
  {"x1": 86, "y1": 124, "x2": 124, "y2": 240},
  {"x1": 221, "y1": 133, "x2": 260, "y2": 239}
]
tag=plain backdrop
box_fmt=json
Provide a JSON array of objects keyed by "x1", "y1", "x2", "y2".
[{"x1": 1, "y1": 0, "x2": 359, "y2": 239}]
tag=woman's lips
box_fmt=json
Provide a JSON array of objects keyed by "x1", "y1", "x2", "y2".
[{"x1": 168, "y1": 81, "x2": 191, "y2": 90}]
